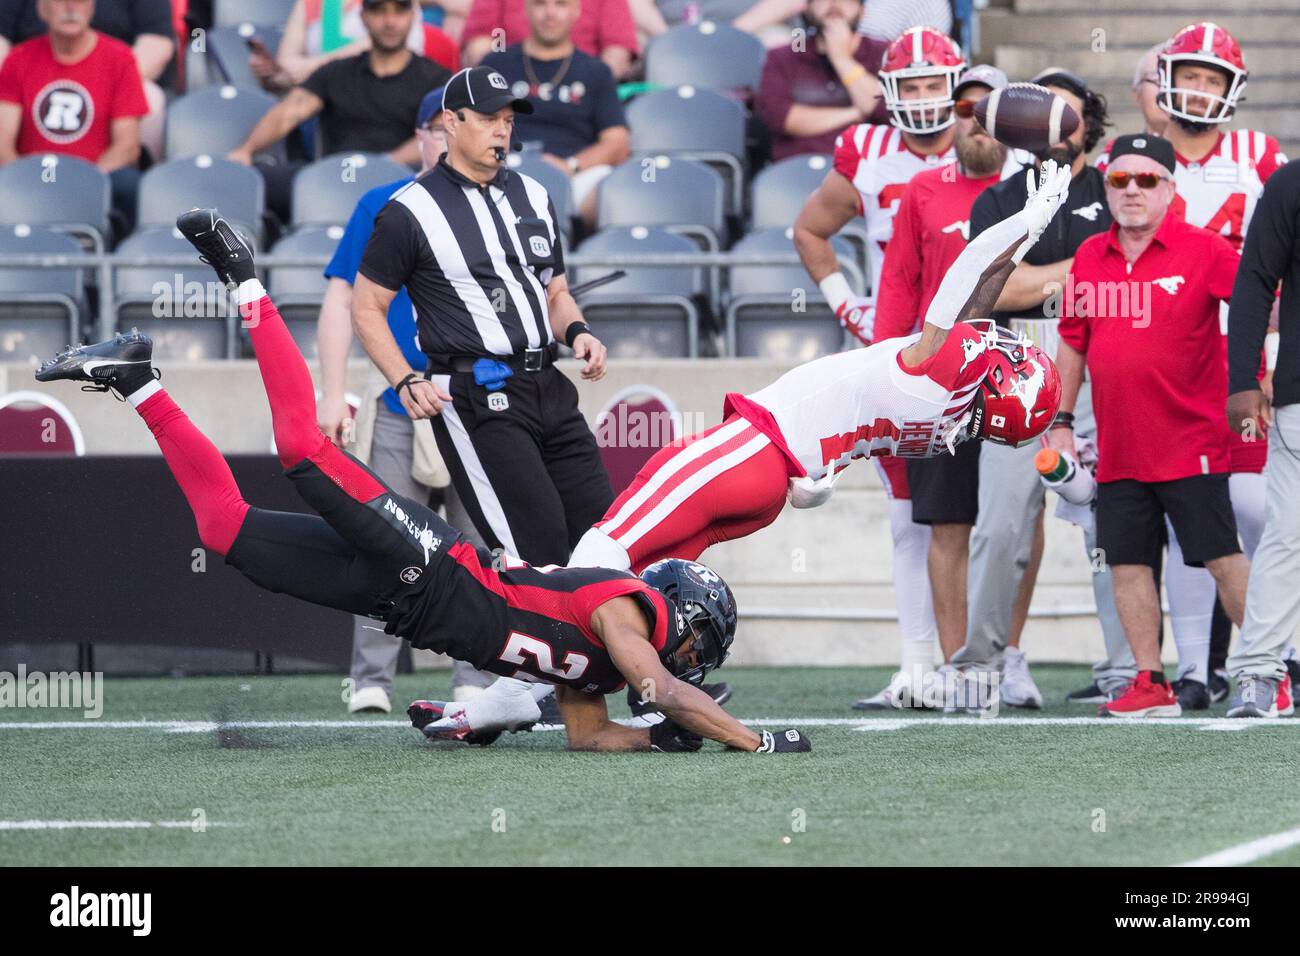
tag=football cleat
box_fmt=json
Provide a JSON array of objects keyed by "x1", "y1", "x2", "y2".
[
  {"x1": 1172, "y1": 678, "x2": 1210, "y2": 712},
  {"x1": 627, "y1": 682, "x2": 731, "y2": 727},
  {"x1": 175, "y1": 207, "x2": 257, "y2": 286},
  {"x1": 852, "y1": 669, "x2": 933, "y2": 710},
  {"x1": 34, "y1": 329, "x2": 157, "y2": 397},
  {"x1": 1099, "y1": 671, "x2": 1181, "y2": 718}
]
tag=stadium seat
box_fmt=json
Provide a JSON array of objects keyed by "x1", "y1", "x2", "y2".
[
  {"x1": 0, "y1": 390, "x2": 86, "y2": 454},
  {"x1": 644, "y1": 22, "x2": 765, "y2": 93},
  {"x1": 750, "y1": 154, "x2": 833, "y2": 233},
  {"x1": 595, "y1": 385, "x2": 682, "y2": 496},
  {"x1": 505, "y1": 149, "x2": 574, "y2": 241},
  {"x1": 0, "y1": 225, "x2": 84, "y2": 364},
  {"x1": 165, "y1": 85, "x2": 283, "y2": 163},
  {"x1": 114, "y1": 226, "x2": 243, "y2": 360},
  {"x1": 725, "y1": 227, "x2": 855, "y2": 359},
  {"x1": 573, "y1": 226, "x2": 705, "y2": 358},
  {"x1": 626, "y1": 88, "x2": 747, "y2": 214},
  {"x1": 291, "y1": 154, "x2": 414, "y2": 230},
  {"x1": 214, "y1": 0, "x2": 296, "y2": 29},
  {"x1": 0, "y1": 155, "x2": 111, "y2": 252},
  {"x1": 596, "y1": 156, "x2": 725, "y2": 253},
  {"x1": 203, "y1": 24, "x2": 285, "y2": 91},
  {"x1": 267, "y1": 226, "x2": 359, "y2": 360},
  {"x1": 137, "y1": 156, "x2": 265, "y2": 241},
  {"x1": 0, "y1": 391, "x2": 86, "y2": 455}
]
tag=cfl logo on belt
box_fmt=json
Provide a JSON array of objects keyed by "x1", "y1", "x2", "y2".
[
  {"x1": 529, "y1": 236, "x2": 550, "y2": 257},
  {"x1": 488, "y1": 392, "x2": 509, "y2": 411}
]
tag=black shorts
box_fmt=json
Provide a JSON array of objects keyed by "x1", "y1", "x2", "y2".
[
  {"x1": 1096, "y1": 474, "x2": 1240, "y2": 568},
  {"x1": 906, "y1": 439, "x2": 981, "y2": 525}
]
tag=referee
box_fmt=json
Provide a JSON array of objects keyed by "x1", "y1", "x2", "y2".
[{"x1": 352, "y1": 66, "x2": 614, "y2": 566}]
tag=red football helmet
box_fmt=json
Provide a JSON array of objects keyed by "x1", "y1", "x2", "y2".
[
  {"x1": 879, "y1": 26, "x2": 966, "y2": 135},
  {"x1": 1158, "y1": 22, "x2": 1248, "y2": 124},
  {"x1": 965, "y1": 322, "x2": 1061, "y2": 447}
]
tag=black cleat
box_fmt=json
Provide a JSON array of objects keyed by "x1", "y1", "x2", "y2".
[
  {"x1": 1172, "y1": 678, "x2": 1211, "y2": 711},
  {"x1": 627, "y1": 682, "x2": 731, "y2": 724},
  {"x1": 1065, "y1": 681, "x2": 1105, "y2": 705},
  {"x1": 536, "y1": 690, "x2": 562, "y2": 725},
  {"x1": 34, "y1": 329, "x2": 157, "y2": 397},
  {"x1": 175, "y1": 207, "x2": 256, "y2": 286},
  {"x1": 1208, "y1": 668, "x2": 1231, "y2": 704}
]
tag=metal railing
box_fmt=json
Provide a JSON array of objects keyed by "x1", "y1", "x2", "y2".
[{"x1": 0, "y1": 251, "x2": 866, "y2": 345}]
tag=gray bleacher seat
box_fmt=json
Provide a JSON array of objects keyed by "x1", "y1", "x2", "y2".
[
  {"x1": 0, "y1": 225, "x2": 83, "y2": 364},
  {"x1": 573, "y1": 227, "x2": 705, "y2": 358},
  {"x1": 115, "y1": 226, "x2": 243, "y2": 360},
  {"x1": 165, "y1": 85, "x2": 283, "y2": 163},
  {"x1": 214, "y1": 0, "x2": 296, "y2": 29},
  {"x1": 726, "y1": 227, "x2": 855, "y2": 359},
  {"x1": 626, "y1": 87, "x2": 747, "y2": 214},
  {"x1": 597, "y1": 155, "x2": 725, "y2": 251},
  {"x1": 644, "y1": 21, "x2": 765, "y2": 93},
  {"x1": 137, "y1": 156, "x2": 265, "y2": 241},
  {"x1": 291, "y1": 153, "x2": 413, "y2": 229},
  {"x1": 268, "y1": 226, "x2": 359, "y2": 360},
  {"x1": 505, "y1": 150, "x2": 574, "y2": 241},
  {"x1": 204, "y1": 24, "x2": 285, "y2": 91},
  {"x1": 0, "y1": 155, "x2": 111, "y2": 252},
  {"x1": 750, "y1": 154, "x2": 833, "y2": 232}
]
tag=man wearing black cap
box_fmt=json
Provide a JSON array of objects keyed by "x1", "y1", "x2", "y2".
[
  {"x1": 352, "y1": 65, "x2": 614, "y2": 575},
  {"x1": 950, "y1": 69, "x2": 1124, "y2": 707},
  {"x1": 1053, "y1": 133, "x2": 1250, "y2": 718}
]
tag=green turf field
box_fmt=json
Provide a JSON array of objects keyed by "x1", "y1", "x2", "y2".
[{"x1": 4, "y1": 665, "x2": 1299, "y2": 866}]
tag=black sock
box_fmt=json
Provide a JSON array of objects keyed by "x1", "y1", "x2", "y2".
[
  {"x1": 1146, "y1": 670, "x2": 1167, "y2": 686},
  {"x1": 114, "y1": 364, "x2": 155, "y2": 398}
]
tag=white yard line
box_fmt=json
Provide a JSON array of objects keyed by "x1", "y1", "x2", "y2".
[
  {"x1": 0, "y1": 716, "x2": 1296, "y2": 733},
  {"x1": 0, "y1": 820, "x2": 233, "y2": 830},
  {"x1": 1180, "y1": 825, "x2": 1300, "y2": 867}
]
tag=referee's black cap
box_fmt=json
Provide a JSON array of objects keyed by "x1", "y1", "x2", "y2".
[{"x1": 444, "y1": 67, "x2": 535, "y2": 116}]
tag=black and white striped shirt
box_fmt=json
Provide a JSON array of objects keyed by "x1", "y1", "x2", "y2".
[{"x1": 358, "y1": 155, "x2": 564, "y2": 358}]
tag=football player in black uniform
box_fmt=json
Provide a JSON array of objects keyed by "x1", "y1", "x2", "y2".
[{"x1": 35, "y1": 209, "x2": 810, "y2": 755}]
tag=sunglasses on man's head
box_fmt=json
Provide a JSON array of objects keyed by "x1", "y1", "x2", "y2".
[{"x1": 1106, "y1": 170, "x2": 1169, "y2": 189}]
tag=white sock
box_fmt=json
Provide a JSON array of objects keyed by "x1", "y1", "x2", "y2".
[
  {"x1": 888, "y1": 498, "x2": 938, "y2": 669},
  {"x1": 1166, "y1": 521, "x2": 1213, "y2": 684},
  {"x1": 127, "y1": 379, "x2": 162, "y2": 408},
  {"x1": 567, "y1": 526, "x2": 631, "y2": 570}
]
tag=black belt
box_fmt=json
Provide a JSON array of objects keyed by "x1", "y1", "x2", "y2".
[{"x1": 424, "y1": 343, "x2": 558, "y2": 376}]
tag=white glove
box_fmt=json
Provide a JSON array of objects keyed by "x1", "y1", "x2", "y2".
[
  {"x1": 788, "y1": 471, "x2": 839, "y2": 509},
  {"x1": 1014, "y1": 158, "x2": 1072, "y2": 262},
  {"x1": 835, "y1": 296, "x2": 876, "y2": 346}
]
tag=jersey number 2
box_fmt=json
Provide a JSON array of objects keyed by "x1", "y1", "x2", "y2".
[{"x1": 499, "y1": 632, "x2": 590, "y2": 682}]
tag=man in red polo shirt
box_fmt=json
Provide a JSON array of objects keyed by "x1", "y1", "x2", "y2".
[
  {"x1": 1053, "y1": 134, "x2": 1252, "y2": 718},
  {"x1": 0, "y1": 0, "x2": 148, "y2": 228},
  {"x1": 871, "y1": 66, "x2": 1019, "y2": 687}
]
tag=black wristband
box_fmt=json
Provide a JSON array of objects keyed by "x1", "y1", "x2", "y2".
[
  {"x1": 565, "y1": 322, "x2": 592, "y2": 349},
  {"x1": 1051, "y1": 411, "x2": 1075, "y2": 430},
  {"x1": 394, "y1": 372, "x2": 421, "y2": 396}
]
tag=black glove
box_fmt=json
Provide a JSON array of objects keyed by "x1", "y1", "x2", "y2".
[
  {"x1": 755, "y1": 729, "x2": 811, "y2": 753},
  {"x1": 650, "y1": 718, "x2": 703, "y2": 753}
]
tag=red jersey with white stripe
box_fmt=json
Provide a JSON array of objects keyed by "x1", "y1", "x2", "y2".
[
  {"x1": 725, "y1": 323, "x2": 992, "y2": 481},
  {"x1": 1098, "y1": 129, "x2": 1287, "y2": 472},
  {"x1": 386, "y1": 540, "x2": 670, "y2": 695},
  {"x1": 833, "y1": 122, "x2": 954, "y2": 298}
]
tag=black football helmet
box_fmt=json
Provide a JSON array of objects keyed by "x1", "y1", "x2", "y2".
[{"x1": 640, "y1": 559, "x2": 738, "y2": 686}]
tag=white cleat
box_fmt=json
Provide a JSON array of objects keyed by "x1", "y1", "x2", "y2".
[
  {"x1": 348, "y1": 685, "x2": 392, "y2": 714},
  {"x1": 999, "y1": 647, "x2": 1043, "y2": 709},
  {"x1": 415, "y1": 677, "x2": 544, "y2": 743},
  {"x1": 852, "y1": 669, "x2": 931, "y2": 710}
]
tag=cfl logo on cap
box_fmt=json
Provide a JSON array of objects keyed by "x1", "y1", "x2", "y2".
[
  {"x1": 488, "y1": 72, "x2": 509, "y2": 90},
  {"x1": 1133, "y1": 138, "x2": 1146, "y2": 147},
  {"x1": 529, "y1": 236, "x2": 550, "y2": 257}
]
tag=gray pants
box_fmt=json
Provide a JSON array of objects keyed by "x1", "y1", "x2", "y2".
[
  {"x1": 952, "y1": 381, "x2": 1133, "y2": 692},
  {"x1": 350, "y1": 405, "x2": 495, "y2": 694},
  {"x1": 1228, "y1": 403, "x2": 1300, "y2": 680}
]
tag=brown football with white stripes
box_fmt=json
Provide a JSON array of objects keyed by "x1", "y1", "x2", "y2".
[{"x1": 973, "y1": 82, "x2": 1080, "y2": 152}]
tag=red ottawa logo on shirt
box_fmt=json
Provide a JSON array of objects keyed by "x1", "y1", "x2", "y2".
[{"x1": 32, "y1": 79, "x2": 94, "y2": 144}]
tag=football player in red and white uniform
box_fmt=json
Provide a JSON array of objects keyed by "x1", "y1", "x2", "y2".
[
  {"x1": 790, "y1": 26, "x2": 965, "y2": 705},
  {"x1": 1098, "y1": 22, "x2": 1290, "y2": 707}
]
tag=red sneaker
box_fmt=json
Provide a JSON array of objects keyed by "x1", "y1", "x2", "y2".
[
  {"x1": 1278, "y1": 673, "x2": 1295, "y2": 717},
  {"x1": 1099, "y1": 671, "x2": 1182, "y2": 718}
]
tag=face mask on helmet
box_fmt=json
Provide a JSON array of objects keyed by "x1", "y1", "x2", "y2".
[
  {"x1": 879, "y1": 28, "x2": 965, "y2": 135},
  {"x1": 1156, "y1": 23, "x2": 1247, "y2": 126},
  {"x1": 965, "y1": 322, "x2": 1061, "y2": 447},
  {"x1": 640, "y1": 559, "x2": 737, "y2": 686}
]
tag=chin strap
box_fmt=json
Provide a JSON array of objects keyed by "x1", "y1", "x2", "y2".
[{"x1": 942, "y1": 407, "x2": 976, "y2": 456}]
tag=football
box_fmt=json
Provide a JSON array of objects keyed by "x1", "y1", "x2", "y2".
[{"x1": 974, "y1": 82, "x2": 1081, "y2": 152}]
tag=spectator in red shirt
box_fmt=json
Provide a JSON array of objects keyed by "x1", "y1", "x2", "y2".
[
  {"x1": 1053, "y1": 134, "x2": 1250, "y2": 718},
  {"x1": 0, "y1": 0, "x2": 149, "y2": 228},
  {"x1": 872, "y1": 66, "x2": 1012, "y2": 671},
  {"x1": 460, "y1": 0, "x2": 636, "y2": 79},
  {"x1": 755, "y1": 0, "x2": 885, "y2": 162}
]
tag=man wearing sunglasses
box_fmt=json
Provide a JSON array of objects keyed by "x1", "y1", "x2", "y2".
[
  {"x1": 946, "y1": 68, "x2": 1120, "y2": 709},
  {"x1": 1053, "y1": 134, "x2": 1251, "y2": 718}
]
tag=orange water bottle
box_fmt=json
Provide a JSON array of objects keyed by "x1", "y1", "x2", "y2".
[{"x1": 1035, "y1": 448, "x2": 1096, "y2": 505}]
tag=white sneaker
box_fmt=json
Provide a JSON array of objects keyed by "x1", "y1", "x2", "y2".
[
  {"x1": 348, "y1": 685, "x2": 392, "y2": 714},
  {"x1": 852, "y1": 669, "x2": 929, "y2": 710},
  {"x1": 999, "y1": 647, "x2": 1043, "y2": 709}
]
